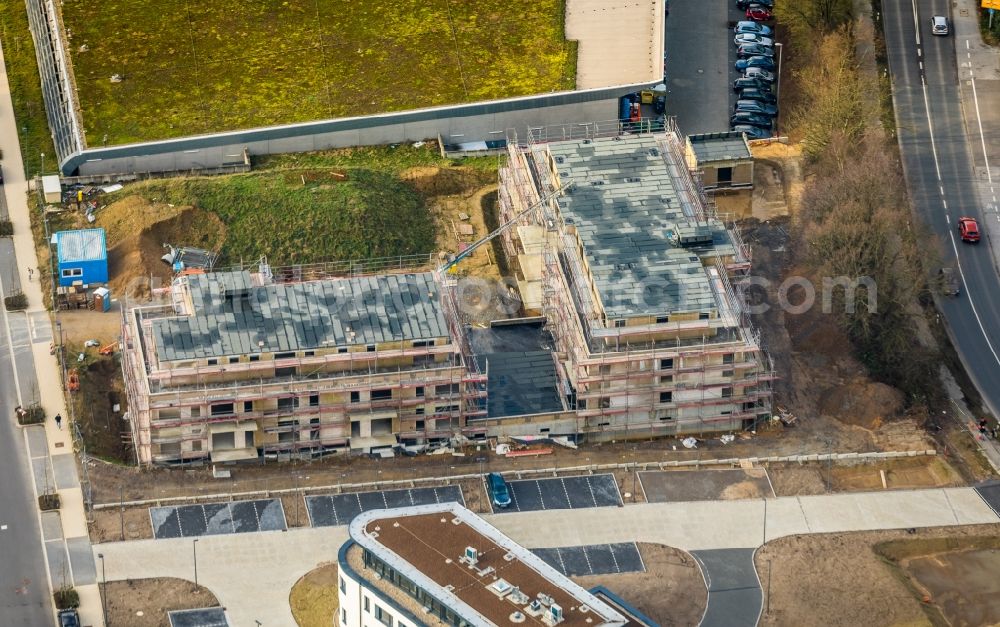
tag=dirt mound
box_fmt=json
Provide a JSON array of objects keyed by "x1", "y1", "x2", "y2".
[
  {"x1": 101, "y1": 198, "x2": 226, "y2": 299},
  {"x1": 819, "y1": 380, "x2": 905, "y2": 429}
]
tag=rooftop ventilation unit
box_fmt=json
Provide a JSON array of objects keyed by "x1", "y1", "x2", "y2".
[{"x1": 462, "y1": 546, "x2": 479, "y2": 566}]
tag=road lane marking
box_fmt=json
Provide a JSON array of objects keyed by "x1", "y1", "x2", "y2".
[
  {"x1": 968, "y1": 62, "x2": 993, "y2": 184},
  {"x1": 0, "y1": 268, "x2": 23, "y2": 406},
  {"x1": 949, "y1": 231, "x2": 1000, "y2": 368},
  {"x1": 911, "y1": 0, "x2": 921, "y2": 46},
  {"x1": 1, "y1": 525, "x2": 7, "y2": 531}
]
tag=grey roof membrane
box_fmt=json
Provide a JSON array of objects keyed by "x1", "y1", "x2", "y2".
[
  {"x1": 152, "y1": 271, "x2": 449, "y2": 361},
  {"x1": 687, "y1": 132, "x2": 753, "y2": 163},
  {"x1": 546, "y1": 135, "x2": 732, "y2": 318},
  {"x1": 477, "y1": 351, "x2": 563, "y2": 418}
]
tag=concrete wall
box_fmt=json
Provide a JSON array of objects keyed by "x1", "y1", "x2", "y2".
[{"x1": 65, "y1": 87, "x2": 642, "y2": 176}]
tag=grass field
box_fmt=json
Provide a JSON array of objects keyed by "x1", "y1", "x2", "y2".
[{"x1": 61, "y1": 0, "x2": 577, "y2": 145}]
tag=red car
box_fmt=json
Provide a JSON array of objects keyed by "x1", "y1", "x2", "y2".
[
  {"x1": 958, "y1": 216, "x2": 980, "y2": 243},
  {"x1": 746, "y1": 4, "x2": 773, "y2": 21}
]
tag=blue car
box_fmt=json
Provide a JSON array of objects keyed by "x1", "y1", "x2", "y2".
[
  {"x1": 736, "y1": 55, "x2": 777, "y2": 72},
  {"x1": 487, "y1": 472, "x2": 511, "y2": 509},
  {"x1": 734, "y1": 21, "x2": 773, "y2": 36}
]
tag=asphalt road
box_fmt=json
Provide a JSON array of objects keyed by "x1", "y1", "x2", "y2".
[
  {"x1": 884, "y1": 0, "x2": 1000, "y2": 418},
  {"x1": 0, "y1": 243, "x2": 53, "y2": 623}
]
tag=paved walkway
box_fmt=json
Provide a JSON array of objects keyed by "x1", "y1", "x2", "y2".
[
  {"x1": 92, "y1": 487, "x2": 998, "y2": 626},
  {"x1": 0, "y1": 41, "x2": 103, "y2": 626}
]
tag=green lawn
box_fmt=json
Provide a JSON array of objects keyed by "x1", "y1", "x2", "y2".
[{"x1": 62, "y1": 0, "x2": 576, "y2": 145}]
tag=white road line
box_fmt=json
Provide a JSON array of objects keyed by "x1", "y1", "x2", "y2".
[
  {"x1": 0, "y1": 270, "x2": 23, "y2": 406},
  {"x1": 948, "y1": 231, "x2": 1000, "y2": 367},
  {"x1": 911, "y1": 0, "x2": 921, "y2": 46},
  {"x1": 943, "y1": 200, "x2": 948, "y2": 210},
  {"x1": 968, "y1": 64, "x2": 994, "y2": 184},
  {"x1": 920, "y1": 77, "x2": 945, "y2": 182}
]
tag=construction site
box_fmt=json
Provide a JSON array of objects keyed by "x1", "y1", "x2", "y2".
[{"x1": 119, "y1": 121, "x2": 773, "y2": 466}]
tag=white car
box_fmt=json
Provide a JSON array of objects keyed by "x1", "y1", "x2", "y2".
[
  {"x1": 734, "y1": 33, "x2": 774, "y2": 47},
  {"x1": 743, "y1": 67, "x2": 776, "y2": 82},
  {"x1": 931, "y1": 15, "x2": 948, "y2": 36}
]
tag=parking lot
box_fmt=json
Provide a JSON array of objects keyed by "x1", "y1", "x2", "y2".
[
  {"x1": 639, "y1": 469, "x2": 775, "y2": 503},
  {"x1": 664, "y1": 0, "x2": 777, "y2": 136},
  {"x1": 532, "y1": 542, "x2": 645, "y2": 577},
  {"x1": 492, "y1": 474, "x2": 622, "y2": 514},
  {"x1": 150, "y1": 499, "x2": 286, "y2": 540},
  {"x1": 975, "y1": 481, "x2": 1000, "y2": 517},
  {"x1": 306, "y1": 485, "x2": 465, "y2": 527}
]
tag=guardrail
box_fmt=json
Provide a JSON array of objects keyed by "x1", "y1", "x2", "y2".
[{"x1": 91, "y1": 448, "x2": 937, "y2": 510}]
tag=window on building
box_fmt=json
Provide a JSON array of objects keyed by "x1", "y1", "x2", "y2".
[
  {"x1": 60, "y1": 268, "x2": 83, "y2": 278},
  {"x1": 577, "y1": 399, "x2": 587, "y2": 410},
  {"x1": 723, "y1": 353, "x2": 734, "y2": 365},
  {"x1": 303, "y1": 350, "x2": 315, "y2": 357},
  {"x1": 434, "y1": 404, "x2": 459, "y2": 414},
  {"x1": 338, "y1": 576, "x2": 345, "y2": 593},
  {"x1": 274, "y1": 351, "x2": 296, "y2": 359},
  {"x1": 435, "y1": 383, "x2": 460, "y2": 395},
  {"x1": 415, "y1": 386, "x2": 424, "y2": 397},
  {"x1": 656, "y1": 315, "x2": 670, "y2": 324},
  {"x1": 275, "y1": 366, "x2": 296, "y2": 377},
  {"x1": 243, "y1": 401, "x2": 253, "y2": 413},
  {"x1": 722, "y1": 370, "x2": 734, "y2": 378},
  {"x1": 341, "y1": 609, "x2": 347, "y2": 625},
  {"x1": 614, "y1": 319, "x2": 626, "y2": 328},
  {"x1": 350, "y1": 391, "x2": 360, "y2": 403},
  {"x1": 660, "y1": 358, "x2": 674, "y2": 370},
  {"x1": 722, "y1": 387, "x2": 733, "y2": 398},
  {"x1": 374, "y1": 606, "x2": 393, "y2": 627},
  {"x1": 192, "y1": 440, "x2": 203, "y2": 451},
  {"x1": 338, "y1": 347, "x2": 348, "y2": 354},
  {"x1": 364, "y1": 596, "x2": 370, "y2": 613},
  {"x1": 415, "y1": 407, "x2": 425, "y2": 415},
  {"x1": 366, "y1": 344, "x2": 376, "y2": 352},
  {"x1": 599, "y1": 365, "x2": 611, "y2": 375},
  {"x1": 415, "y1": 420, "x2": 425, "y2": 430},
  {"x1": 227, "y1": 356, "x2": 239, "y2": 364},
  {"x1": 660, "y1": 391, "x2": 673, "y2": 403},
  {"x1": 371, "y1": 389, "x2": 392, "y2": 401},
  {"x1": 699, "y1": 312, "x2": 710, "y2": 320},
  {"x1": 309, "y1": 394, "x2": 319, "y2": 407},
  {"x1": 211, "y1": 403, "x2": 234, "y2": 416},
  {"x1": 207, "y1": 358, "x2": 218, "y2": 366},
  {"x1": 190, "y1": 407, "x2": 201, "y2": 418},
  {"x1": 249, "y1": 354, "x2": 260, "y2": 362},
  {"x1": 277, "y1": 397, "x2": 299, "y2": 411},
  {"x1": 599, "y1": 397, "x2": 611, "y2": 409},
  {"x1": 660, "y1": 374, "x2": 674, "y2": 384},
  {"x1": 412, "y1": 340, "x2": 430, "y2": 348}
]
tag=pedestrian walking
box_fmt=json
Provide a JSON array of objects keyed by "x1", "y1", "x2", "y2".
[
  {"x1": 54, "y1": 413, "x2": 62, "y2": 430},
  {"x1": 27, "y1": 267, "x2": 33, "y2": 280}
]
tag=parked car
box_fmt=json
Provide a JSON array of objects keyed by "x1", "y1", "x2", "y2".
[
  {"x1": 487, "y1": 472, "x2": 511, "y2": 508},
  {"x1": 732, "y1": 124, "x2": 772, "y2": 140},
  {"x1": 931, "y1": 15, "x2": 949, "y2": 36},
  {"x1": 738, "y1": 87, "x2": 777, "y2": 104},
  {"x1": 734, "y1": 33, "x2": 774, "y2": 47},
  {"x1": 958, "y1": 216, "x2": 980, "y2": 243},
  {"x1": 939, "y1": 267, "x2": 960, "y2": 296},
  {"x1": 730, "y1": 112, "x2": 773, "y2": 128},
  {"x1": 736, "y1": 55, "x2": 777, "y2": 72},
  {"x1": 733, "y1": 76, "x2": 772, "y2": 92},
  {"x1": 58, "y1": 609, "x2": 80, "y2": 627},
  {"x1": 737, "y1": 0, "x2": 773, "y2": 8},
  {"x1": 734, "y1": 21, "x2": 773, "y2": 36},
  {"x1": 745, "y1": 4, "x2": 773, "y2": 21},
  {"x1": 737, "y1": 43, "x2": 775, "y2": 58},
  {"x1": 743, "y1": 67, "x2": 776, "y2": 82},
  {"x1": 734, "y1": 99, "x2": 778, "y2": 116}
]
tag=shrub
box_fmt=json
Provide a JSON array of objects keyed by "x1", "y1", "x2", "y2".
[
  {"x1": 0, "y1": 220, "x2": 12, "y2": 236},
  {"x1": 53, "y1": 587, "x2": 79, "y2": 609},
  {"x1": 16, "y1": 404, "x2": 45, "y2": 425},
  {"x1": 4, "y1": 293, "x2": 27, "y2": 310},
  {"x1": 38, "y1": 493, "x2": 61, "y2": 511}
]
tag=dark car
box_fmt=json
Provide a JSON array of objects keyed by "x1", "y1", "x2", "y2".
[
  {"x1": 733, "y1": 76, "x2": 771, "y2": 92},
  {"x1": 737, "y1": 0, "x2": 773, "y2": 8},
  {"x1": 487, "y1": 472, "x2": 511, "y2": 509},
  {"x1": 730, "y1": 112, "x2": 773, "y2": 128},
  {"x1": 737, "y1": 43, "x2": 775, "y2": 59},
  {"x1": 736, "y1": 55, "x2": 777, "y2": 72},
  {"x1": 743, "y1": 67, "x2": 776, "y2": 82},
  {"x1": 732, "y1": 124, "x2": 772, "y2": 140},
  {"x1": 738, "y1": 87, "x2": 777, "y2": 104},
  {"x1": 746, "y1": 4, "x2": 773, "y2": 21},
  {"x1": 734, "y1": 99, "x2": 778, "y2": 116},
  {"x1": 734, "y1": 21, "x2": 773, "y2": 36},
  {"x1": 58, "y1": 609, "x2": 80, "y2": 627}
]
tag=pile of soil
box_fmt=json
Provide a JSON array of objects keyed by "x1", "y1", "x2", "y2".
[
  {"x1": 818, "y1": 380, "x2": 905, "y2": 429},
  {"x1": 98, "y1": 196, "x2": 226, "y2": 298}
]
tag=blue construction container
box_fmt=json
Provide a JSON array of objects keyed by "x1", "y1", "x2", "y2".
[{"x1": 55, "y1": 228, "x2": 108, "y2": 287}]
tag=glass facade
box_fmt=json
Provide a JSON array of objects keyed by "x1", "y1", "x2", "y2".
[{"x1": 362, "y1": 549, "x2": 472, "y2": 627}]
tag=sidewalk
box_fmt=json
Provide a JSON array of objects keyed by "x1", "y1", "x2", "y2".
[
  {"x1": 0, "y1": 42, "x2": 104, "y2": 627},
  {"x1": 92, "y1": 486, "x2": 998, "y2": 626}
]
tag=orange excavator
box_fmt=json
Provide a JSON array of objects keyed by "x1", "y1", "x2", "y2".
[
  {"x1": 99, "y1": 342, "x2": 118, "y2": 356},
  {"x1": 67, "y1": 369, "x2": 80, "y2": 392}
]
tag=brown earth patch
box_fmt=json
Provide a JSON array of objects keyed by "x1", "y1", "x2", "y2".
[{"x1": 103, "y1": 577, "x2": 219, "y2": 627}]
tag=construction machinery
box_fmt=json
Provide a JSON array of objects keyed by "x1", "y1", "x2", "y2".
[{"x1": 67, "y1": 369, "x2": 80, "y2": 392}]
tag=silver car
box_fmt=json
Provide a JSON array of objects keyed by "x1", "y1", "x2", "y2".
[
  {"x1": 931, "y1": 15, "x2": 948, "y2": 36},
  {"x1": 734, "y1": 33, "x2": 774, "y2": 47}
]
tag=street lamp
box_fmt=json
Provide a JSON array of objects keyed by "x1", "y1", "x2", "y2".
[
  {"x1": 40, "y1": 152, "x2": 44, "y2": 177},
  {"x1": 774, "y1": 43, "x2": 783, "y2": 108},
  {"x1": 97, "y1": 553, "x2": 108, "y2": 627},
  {"x1": 192, "y1": 539, "x2": 199, "y2": 588}
]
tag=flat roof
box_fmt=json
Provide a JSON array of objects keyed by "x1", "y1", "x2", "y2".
[
  {"x1": 152, "y1": 270, "x2": 449, "y2": 361},
  {"x1": 545, "y1": 135, "x2": 736, "y2": 318},
  {"x1": 350, "y1": 503, "x2": 627, "y2": 627},
  {"x1": 56, "y1": 228, "x2": 107, "y2": 263},
  {"x1": 687, "y1": 132, "x2": 753, "y2": 163}
]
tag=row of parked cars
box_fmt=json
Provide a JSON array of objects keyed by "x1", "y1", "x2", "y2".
[{"x1": 731, "y1": 0, "x2": 778, "y2": 140}]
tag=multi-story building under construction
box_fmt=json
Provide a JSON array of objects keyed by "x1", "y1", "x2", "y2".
[
  {"x1": 493, "y1": 123, "x2": 773, "y2": 437},
  {"x1": 121, "y1": 267, "x2": 486, "y2": 466}
]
